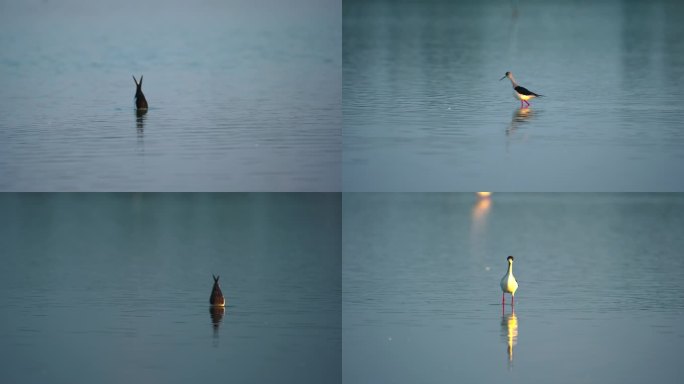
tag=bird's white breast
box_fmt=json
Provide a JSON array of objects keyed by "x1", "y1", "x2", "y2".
[{"x1": 501, "y1": 272, "x2": 518, "y2": 294}]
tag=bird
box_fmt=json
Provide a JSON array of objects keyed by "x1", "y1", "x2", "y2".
[
  {"x1": 209, "y1": 274, "x2": 226, "y2": 307},
  {"x1": 500, "y1": 72, "x2": 542, "y2": 108},
  {"x1": 500, "y1": 256, "x2": 518, "y2": 305},
  {"x1": 132, "y1": 75, "x2": 148, "y2": 110}
]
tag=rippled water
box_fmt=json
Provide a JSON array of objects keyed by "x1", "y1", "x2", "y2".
[
  {"x1": 0, "y1": 0, "x2": 340, "y2": 191},
  {"x1": 0, "y1": 194, "x2": 341, "y2": 384},
  {"x1": 343, "y1": 193, "x2": 684, "y2": 383},
  {"x1": 343, "y1": 0, "x2": 684, "y2": 191}
]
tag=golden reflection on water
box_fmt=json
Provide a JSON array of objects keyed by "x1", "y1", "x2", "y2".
[
  {"x1": 470, "y1": 193, "x2": 492, "y2": 260},
  {"x1": 472, "y1": 196, "x2": 491, "y2": 222},
  {"x1": 501, "y1": 308, "x2": 518, "y2": 368}
]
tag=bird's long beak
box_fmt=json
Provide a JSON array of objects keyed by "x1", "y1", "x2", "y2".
[{"x1": 499, "y1": 75, "x2": 507, "y2": 81}]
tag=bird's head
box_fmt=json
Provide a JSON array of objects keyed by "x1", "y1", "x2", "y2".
[
  {"x1": 500, "y1": 72, "x2": 511, "y2": 81},
  {"x1": 507, "y1": 255, "x2": 514, "y2": 262}
]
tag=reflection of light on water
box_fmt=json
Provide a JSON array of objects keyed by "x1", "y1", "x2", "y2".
[
  {"x1": 472, "y1": 192, "x2": 492, "y2": 223},
  {"x1": 501, "y1": 310, "x2": 518, "y2": 367},
  {"x1": 473, "y1": 198, "x2": 491, "y2": 221},
  {"x1": 470, "y1": 193, "x2": 492, "y2": 260},
  {"x1": 473, "y1": 199, "x2": 492, "y2": 222}
]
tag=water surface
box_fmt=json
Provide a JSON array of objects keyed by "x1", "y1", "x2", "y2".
[
  {"x1": 0, "y1": 0, "x2": 340, "y2": 191},
  {"x1": 343, "y1": 193, "x2": 684, "y2": 383},
  {"x1": 343, "y1": 0, "x2": 684, "y2": 191},
  {"x1": 0, "y1": 193, "x2": 341, "y2": 383}
]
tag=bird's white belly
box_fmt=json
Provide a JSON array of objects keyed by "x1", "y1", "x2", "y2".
[
  {"x1": 501, "y1": 274, "x2": 519, "y2": 294},
  {"x1": 514, "y1": 92, "x2": 534, "y2": 101}
]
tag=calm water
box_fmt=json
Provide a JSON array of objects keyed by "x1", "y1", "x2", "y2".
[
  {"x1": 0, "y1": 0, "x2": 340, "y2": 191},
  {"x1": 343, "y1": 0, "x2": 684, "y2": 191},
  {"x1": 0, "y1": 194, "x2": 341, "y2": 384},
  {"x1": 343, "y1": 193, "x2": 684, "y2": 383}
]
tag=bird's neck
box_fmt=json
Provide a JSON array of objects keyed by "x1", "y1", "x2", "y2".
[
  {"x1": 509, "y1": 77, "x2": 518, "y2": 88},
  {"x1": 507, "y1": 262, "x2": 514, "y2": 275}
]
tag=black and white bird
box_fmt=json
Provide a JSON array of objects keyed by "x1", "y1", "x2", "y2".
[
  {"x1": 501, "y1": 256, "x2": 518, "y2": 306},
  {"x1": 500, "y1": 72, "x2": 542, "y2": 108}
]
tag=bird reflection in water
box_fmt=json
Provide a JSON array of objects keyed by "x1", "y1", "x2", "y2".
[
  {"x1": 136, "y1": 109, "x2": 147, "y2": 137},
  {"x1": 506, "y1": 108, "x2": 534, "y2": 138},
  {"x1": 209, "y1": 305, "x2": 225, "y2": 339},
  {"x1": 501, "y1": 308, "x2": 518, "y2": 369}
]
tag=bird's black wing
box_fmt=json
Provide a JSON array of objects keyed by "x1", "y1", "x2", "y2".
[{"x1": 514, "y1": 85, "x2": 541, "y2": 97}]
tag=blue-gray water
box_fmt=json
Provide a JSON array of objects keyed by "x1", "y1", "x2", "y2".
[
  {"x1": 343, "y1": 193, "x2": 684, "y2": 383},
  {"x1": 0, "y1": 0, "x2": 340, "y2": 191},
  {"x1": 0, "y1": 194, "x2": 341, "y2": 384},
  {"x1": 343, "y1": 0, "x2": 684, "y2": 191}
]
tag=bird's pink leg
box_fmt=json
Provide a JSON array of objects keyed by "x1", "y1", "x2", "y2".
[
  {"x1": 512, "y1": 296, "x2": 515, "y2": 306},
  {"x1": 520, "y1": 100, "x2": 524, "y2": 109},
  {"x1": 502, "y1": 292, "x2": 505, "y2": 304}
]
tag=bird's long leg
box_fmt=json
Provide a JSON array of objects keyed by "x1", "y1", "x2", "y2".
[
  {"x1": 525, "y1": 100, "x2": 530, "y2": 107},
  {"x1": 502, "y1": 292, "x2": 505, "y2": 305},
  {"x1": 512, "y1": 295, "x2": 515, "y2": 306},
  {"x1": 520, "y1": 100, "x2": 524, "y2": 109}
]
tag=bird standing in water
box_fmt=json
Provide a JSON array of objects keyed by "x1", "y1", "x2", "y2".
[
  {"x1": 132, "y1": 75, "x2": 148, "y2": 110},
  {"x1": 500, "y1": 72, "x2": 542, "y2": 108},
  {"x1": 501, "y1": 256, "x2": 518, "y2": 305},
  {"x1": 209, "y1": 274, "x2": 226, "y2": 307}
]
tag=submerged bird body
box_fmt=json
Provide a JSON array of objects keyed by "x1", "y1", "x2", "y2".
[
  {"x1": 132, "y1": 75, "x2": 148, "y2": 110},
  {"x1": 500, "y1": 72, "x2": 542, "y2": 108},
  {"x1": 209, "y1": 274, "x2": 226, "y2": 307},
  {"x1": 501, "y1": 256, "x2": 518, "y2": 305}
]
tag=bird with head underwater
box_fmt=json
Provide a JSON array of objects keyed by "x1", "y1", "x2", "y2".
[{"x1": 210, "y1": 274, "x2": 226, "y2": 307}]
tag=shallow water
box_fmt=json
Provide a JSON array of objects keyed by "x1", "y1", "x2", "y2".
[
  {"x1": 343, "y1": 193, "x2": 684, "y2": 383},
  {"x1": 0, "y1": 194, "x2": 341, "y2": 384},
  {"x1": 0, "y1": 0, "x2": 340, "y2": 191},
  {"x1": 343, "y1": 0, "x2": 684, "y2": 191}
]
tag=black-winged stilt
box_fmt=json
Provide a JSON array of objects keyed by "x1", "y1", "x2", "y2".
[
  {"x1": 500, "y1": 72, "x2": 543, "y2": 108},
  {"x1": 132, "y1": 75, "x2": 148, "y2": 110},
  {"x1": 210, "y1": 274, "x2": 226, "y2": 307},
  {"x1": 501, "y1": 256, "x2": 519, "y2": 305}
]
